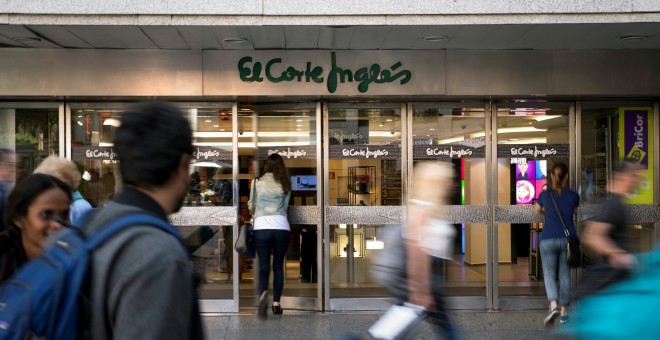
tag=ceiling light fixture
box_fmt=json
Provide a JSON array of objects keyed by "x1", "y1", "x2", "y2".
[
  {"x1": 423, "y1": 35, "x2": 449, "y2": 42},
  {"x1": 222, "y1": 37, "x2": 248, "y2": 44},
  {"x1": 619, "y1": 35, "x2": 648, "y2": 42}
]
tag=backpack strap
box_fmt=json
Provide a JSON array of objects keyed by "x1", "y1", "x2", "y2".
[{"x1": 84, "y1": 212, "x2": 184, "y2": 251}]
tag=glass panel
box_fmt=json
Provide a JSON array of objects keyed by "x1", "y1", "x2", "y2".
[
  {"x1": 328, "y1": 107, "x2": 402, "y2": 206},
  {"x1": 329, "y1": 223, "x2": 389, "y2": 298},
  {"x1": 183, "y1": 106, "x2": 234, "y2": 207},
  {"x1": 579, "y1": 101, "x2": 654, "y2": 205},
  {"x1": 411, "y1": 103, "x2": 487, "y2": 297},
  {"x1": 186, "y1": 224, "x2": 234, "y2": 299},
  {"x1": 328, "y1": 105, "x2": 401, "y2": 299},
  {"x1": 0, "y1": 107, "x2": 60, "y2": 183},
  {"x1": 495, "y1": 102, "x2": 570, "y2": 298},
  {"x1": 579, "y1": 101, "x2": 655, "y2": 258},
  {"x1": 239, "y1": 103, "x2": 319, "y2": 304},
  {"x1": 71, "y1": 108, "x2": 124, "y2": 207}
]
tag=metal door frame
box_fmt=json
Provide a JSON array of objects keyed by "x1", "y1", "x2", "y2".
[{"x1": 490, "y1": 101, "x2": 576, "y2": 310}]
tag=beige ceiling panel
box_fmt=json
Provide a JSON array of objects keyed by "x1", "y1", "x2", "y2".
[
  {"x1": 29, "y1": 25, "x2": 92, "y2": 48},
  {"x1": 249, "y1": 26, "x2": 285, "y2": 49},
  {"x1": 107, "y1": 26, "x2": 158, "y2": 49},
  {"x1": 348, "y1": 26, "x2": 390, "y2": 49},
  {"x1": 178, "y1": 26, "x2": 223, "y2": 50},
  {"x1": 317, "y1": 26, "x2": 354, "y2": 49},
  {"x1": 141, "y1": 26, "x2": 190, "y2": 49},
  {"x1": 64, "y1": 26, "x2": 125, "y2": 48},
  {"x1": 379, "y1": 26, "x2": 425, "y2": 49},
  {"x1": 284, "y1": 26, "x2": 320, "y2": 49}
]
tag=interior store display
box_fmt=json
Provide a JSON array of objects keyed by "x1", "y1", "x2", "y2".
[{"x1": 348, "y1": 165, "x2": 376, "y2": 206}]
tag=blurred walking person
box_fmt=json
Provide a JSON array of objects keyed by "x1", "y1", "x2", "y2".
[
  {"x1": 579, "y1": 161, "x2": 640, "y2": 295},
  {"x1": 404, "y1": 161, "x2": 457, "y2": 339},
  {"x1": 33, "y1": 155, "x2": 93, "y2": 226},
  {"x1": 0, "y1": 149, "x2": 17, "y2": 232},
  {"x1": 535, "y1": 163, "x2": 580, "y2": 326},
  {"x1": 248, "y1": 153, "x2": 291, "y2": 319}
]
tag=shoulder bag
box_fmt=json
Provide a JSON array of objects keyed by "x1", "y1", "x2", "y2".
[{"x1": 550, "y1": 192, "x2": 582, "y2": 267}]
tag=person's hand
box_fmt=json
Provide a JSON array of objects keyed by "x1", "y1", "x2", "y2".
[{"x1": 608, "y1": 252, "x2": 636, "y2": 269}]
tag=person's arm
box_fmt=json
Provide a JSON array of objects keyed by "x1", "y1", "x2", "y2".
[
  {"x1": 534, "y1": 203, "x2": 544, "y2": 215},
  {"x1": 404, "y1": 207, "x2": 434, "y2": 309},
  {"x1": 247, "y1": 179, "x2": 256, "y2": 213},
  {"x1": 582, "y1": 221, "x2": 634, "y2": 269}
]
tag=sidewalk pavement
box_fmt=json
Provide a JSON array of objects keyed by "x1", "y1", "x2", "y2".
[{"x1": 203, "y1": 310, "x2": 568, "y2": 339}]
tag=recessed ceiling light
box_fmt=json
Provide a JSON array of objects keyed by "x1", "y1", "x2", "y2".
[
  {"x1": 386, "y1": 119, "x2": 393, "y2": 122},
  {"x1": 509, "y1": 138, "x2": 519, "y2": 141},
  {"x1": 296, "y1": 124, "x2": 303, "y2": 127},
  {"x1": 378, "y1": 123, "x2": 385, "y2": 127},
  {"x1": 429, "y1": 128, "x2": 435, "y2": 131},
  {"x1": 205, "y1": 120, "x2": 212, "y2": 123},
  {"x1": 222, "y1": 37, "x2": 248, "y2": 43},
  {"x1": 296, "y1": 128, "x2": 302, "y2": 131},
  {"x1": 240, "y1": 108, "x2": 251, "y2": 111},
  {"x1": 212, "y1": 124, "x2": 219, "y2": 128},
  {"x1": 296, "y1": 119, "x2": 303, "y2": 122},
  {"x1": 619, "y1": 35, "x2": 647, "y2": 42},
  {"x1": 423, "y1": 35, "x2": 448, "y2": 42}
]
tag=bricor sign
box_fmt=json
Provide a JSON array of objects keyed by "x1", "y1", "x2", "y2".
[
  {"x1": 497, "y1": 144, "x2": 569, "y2": 159},
  {"x1": 258, "y1": 146, "x2": 317, "y2": 160},
  {"x1": 329, "y1": 145, "x2": 401, "y2": 160},
  {"x1": 619, "y1": 107, "x2": 654, "y2": 204},
  {"x1": 413, "y1": 145, "x2": 485, "y2": 159}
]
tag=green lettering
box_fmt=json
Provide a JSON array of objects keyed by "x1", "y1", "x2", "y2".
[
  {"x1": 238, "y1": 56, "x2": 263, "y2": 82},
  {"x1": 305, "y1": 62, "x2": 324, "y2": 83},
  {"x1": 327, "y1": 52, "x2": 353, "y2": 93},
  {"x1": 265, "y1": 58, "x2": 286, "y2": 83}
]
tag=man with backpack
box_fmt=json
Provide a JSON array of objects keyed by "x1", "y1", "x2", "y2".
[{"x1": 82, "y1": 102, "x2": 204, "y2": 339}]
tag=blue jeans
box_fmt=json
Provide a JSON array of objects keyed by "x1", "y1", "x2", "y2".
[
  {"x1": 254, "y1": 229, "x2": 290, "y2": 302},
  {"x1": 540, "y1": 237, "x2": 571, "y2": 307}
]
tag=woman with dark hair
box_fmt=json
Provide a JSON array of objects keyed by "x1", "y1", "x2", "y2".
[
  {"x1": 248, "y1": 153, "x2": 291, "y2": 319},
  {"x1": 0, "y1": 173, "x2": 72, "y2": 282},
  {"x1": 535, "y1": 163, "x2": 580, "y2": 326}
]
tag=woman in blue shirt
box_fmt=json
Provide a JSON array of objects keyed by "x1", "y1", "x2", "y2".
[
  {"x1": 248, "y1": 153, "x2": 292, "y2": 320},
  {"x1": 535, "y1": 163, "x2": 580, "y2": 326}
]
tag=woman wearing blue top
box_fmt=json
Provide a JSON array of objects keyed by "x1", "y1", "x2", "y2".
[
  {"x1": 535, "y1": 163, "x2": 580, "y2": 326},
  {"x1": 248, "y1": 153, "x2": 292, "y2": 320}
]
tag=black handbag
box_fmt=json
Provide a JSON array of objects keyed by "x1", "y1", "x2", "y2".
[{"x1": 550, "y1": 193, "x2": 581, "y2": 267}]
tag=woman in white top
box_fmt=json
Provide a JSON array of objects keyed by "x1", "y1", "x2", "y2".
[
  {"x1": 248, "y1": 153, "x2": 292, "y2": 319},
  {"x1": 405, "y1": 161, "x2": 457, "y2": 339}
]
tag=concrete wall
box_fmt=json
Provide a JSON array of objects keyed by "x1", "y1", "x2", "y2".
[{"x1": 1, "y1": 1, "x2": 659, "y2": 26}]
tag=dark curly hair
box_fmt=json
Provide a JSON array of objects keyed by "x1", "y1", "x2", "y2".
[{"x1": 114, "y1": 102, "x2": 193, "y2": 189}]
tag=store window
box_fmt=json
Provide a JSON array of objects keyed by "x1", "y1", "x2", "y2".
[
  {"x1": 70, "y1": 105, "x2": 233, "y2": 208},
  {"x1": 327, "y1": 104, "x2": 402, "y2": 299},
  {"x1": 0, "y1": 107, "x2": 60, "y2": 183},
  {"x1": 580, "y1": 101, "x2": 655, "y2": 255},
  {"x1": 411, "y1": 102, "x2": 487, "y2": 297}
]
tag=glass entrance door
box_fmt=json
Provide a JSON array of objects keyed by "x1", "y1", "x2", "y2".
[
  {"x1": 410, "y1": 102, "x2": 490, "y2": 309},
  {"x1": 239, "y1": 102, "x2": 322, "y2": 311},
  {"x1": 493, "y1": 102, "x2": 573, "y2": 310},
  {"x1": 324, "y1": 103, "x2": 405, "y2": 310}
]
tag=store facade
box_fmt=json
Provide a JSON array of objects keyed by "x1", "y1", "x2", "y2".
[{"x1": 1, "y1": 48, "x2": 659, "y2": 312}]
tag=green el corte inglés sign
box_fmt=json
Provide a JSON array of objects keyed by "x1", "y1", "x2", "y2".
[{"x1": 238, "y1": 52, "x2": 412, "y2": 94}]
